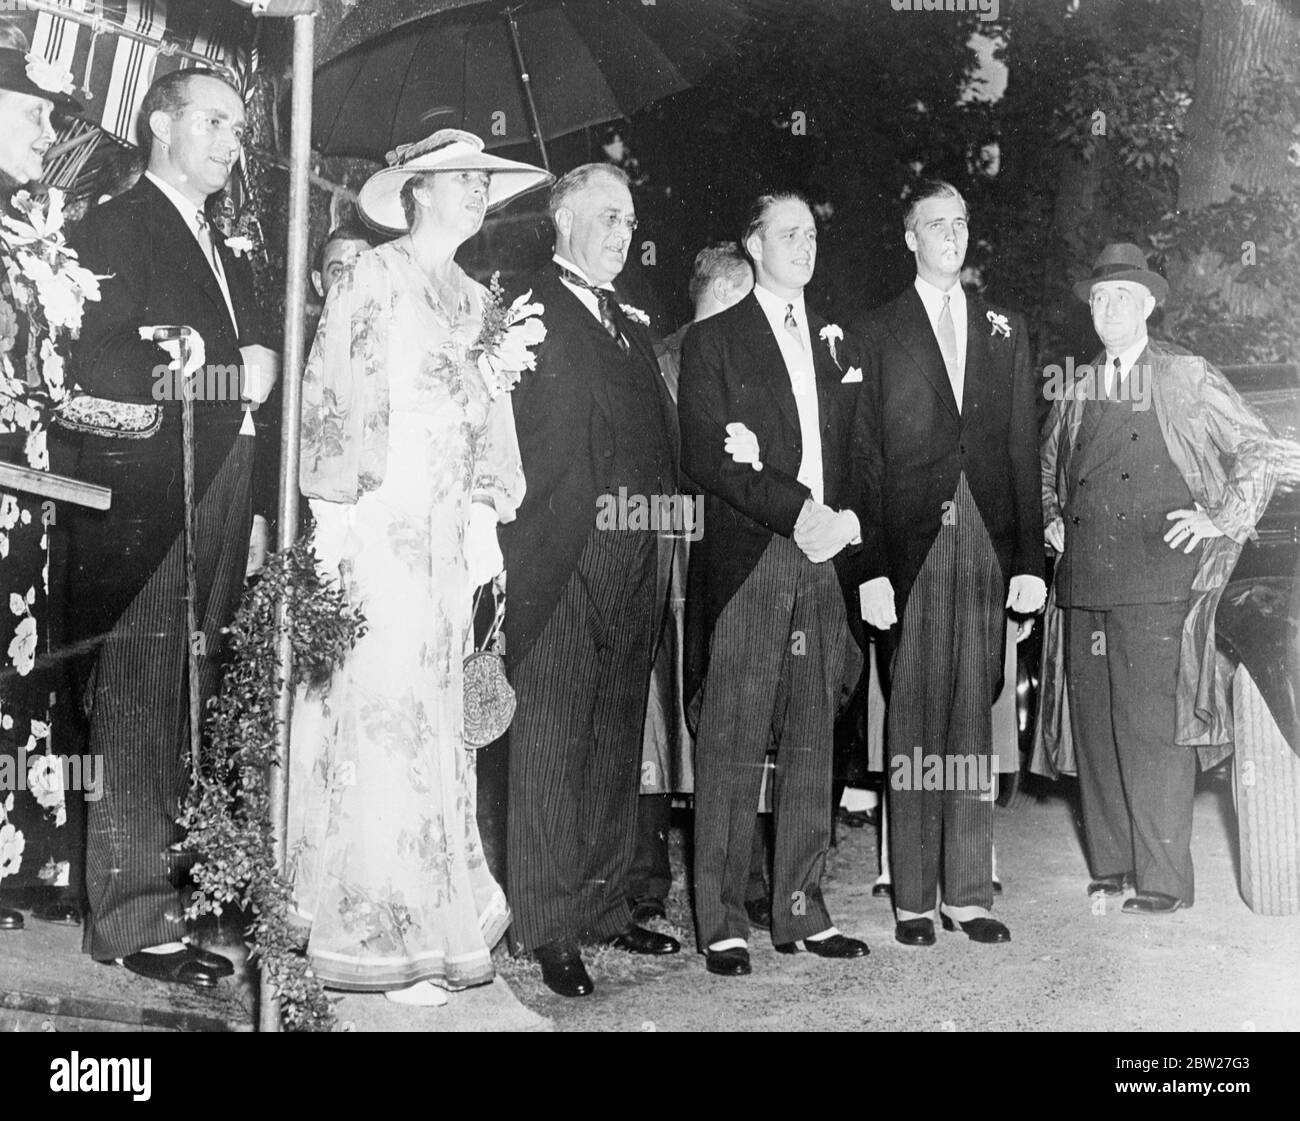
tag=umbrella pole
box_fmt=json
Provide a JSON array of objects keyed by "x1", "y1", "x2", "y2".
[
  {"x1": 261, "y1": 10, "x2": 314, "y2": 1036},
  {"x1": 504, "y1": 5, "x2": 550, "y2": 172}
]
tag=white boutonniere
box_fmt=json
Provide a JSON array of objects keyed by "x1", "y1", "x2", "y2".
[
  {"x1": 619, "y1": 302, "x2": 649, "y2": 327},
  {"x1": 25, "y1": 53, "x2": 76, "y2": 97},
  {"x1": 225, "y1": 235, "x2": 255, "y2": 258},
  {"x1": 819, "y1": 323, "x2": 844, "y2": 366},
  {"x1": 987, "y1": 310, "x2": 1011, "y2": 339}
]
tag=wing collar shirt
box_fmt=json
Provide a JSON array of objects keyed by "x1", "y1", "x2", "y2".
[
  {"x1": 752, "y1": 282, "x2": 823, "y2": 504},
  {"x1": 913, "y1": 273, "x2": 967, "y2": 410},
  {"x1": 554, "y1": 253, "x2": 612, "y2": 324},
  {"x1": 145, "y1": 171, "x2": 254, "y2": 435}
]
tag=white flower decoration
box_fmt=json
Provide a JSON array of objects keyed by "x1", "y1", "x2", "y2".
[
  {"x1": 820, "y1": 323, "x2": 844, "y2": 365},
  {"x1": 26, "y1": 753, "x2": 66, "y2": 814},
  {"x1": 24, "y1": 54, "x2": 76, "y2": 98},
  {"x1": 987, "y1": 310, "x2": 1011, "y2": 338},
  {"x1": 619, "y1": 302, "x2": 650, "y2": 327},
  {"x1": 225, "y1": 235, "x2": 255, "y2": 258},
  {"x1": 0, "y1": 821, "x2": 25, "y2": 880},
  {"x1": 7, "y1": 614, "x2": 36, "y2": 677}
]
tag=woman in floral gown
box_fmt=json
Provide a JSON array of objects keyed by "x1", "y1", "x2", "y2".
[
  {"x1": 0, "y1": 40, "x2": 96, "y2": 931},
  {"x1": 290, "y1": 130, "x2": 550, "y2": 1005}
]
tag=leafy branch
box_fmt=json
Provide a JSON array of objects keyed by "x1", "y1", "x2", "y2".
[{"x1": 177, "y1": 527, "x2": 365, "y2": 1032}]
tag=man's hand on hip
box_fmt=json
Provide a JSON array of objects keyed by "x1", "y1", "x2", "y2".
[
  {"x1": 1164, "y1": 506, "x2": 1224, "y2": 553},
  {"x1": 859, "y1": 576, "x2": 897, "y2": 629},
  {"x1": 1006, "y1": 574, "x2": 1047, "y2": 614}
]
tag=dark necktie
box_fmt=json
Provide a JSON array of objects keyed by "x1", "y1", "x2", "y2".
[
  {"x1": 557, "y1": 265, "x2": 629, "y2": 354},
  {"x1": 783, "y1": 303, "x2": 805, "y2": 350}
]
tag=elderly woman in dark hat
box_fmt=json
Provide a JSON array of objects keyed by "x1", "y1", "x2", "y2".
[
  {"x1": 0, "y1": 32, "x2": 96, "y2": 933},
  {"x1": 288, "y1": 130, "x2": 550, "y2": 1005}
]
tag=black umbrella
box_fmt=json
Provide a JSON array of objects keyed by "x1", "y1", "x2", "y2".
[{"x1": 313, "y1": 0, "x2": 756, "y2": 169}]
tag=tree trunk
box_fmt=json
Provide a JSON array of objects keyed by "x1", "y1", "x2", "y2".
[{"x1": 1171, "y1": 0, "x2": 1300, "y2": 320}]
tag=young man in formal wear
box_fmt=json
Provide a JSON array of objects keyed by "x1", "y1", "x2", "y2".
[
  {"x1": 680, "y1": 191, "x2": 871, "y2": 978},
  {"x1": 62, "y1": 69, "x2": 278, "y2": 988},
  {"x1": 502, "y1": 164, "x2": 681, "y2": 998},
  {"x1": 854, "y1": 181, "x2": 1044, "y2": 948}
]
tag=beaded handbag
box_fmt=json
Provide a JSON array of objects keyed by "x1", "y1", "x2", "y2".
[{"x1": 463, "y1": 576, "x2": 515, "y2": 748}]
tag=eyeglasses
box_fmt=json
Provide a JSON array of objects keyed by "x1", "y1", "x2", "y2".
[{"x1": 597, "y1": 211, "x2": 638, "y2": 234}]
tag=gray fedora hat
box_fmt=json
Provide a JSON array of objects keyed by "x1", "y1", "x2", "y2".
[{"x1": 1074, "y1": 242, "x2": 1169, "y2": 304}]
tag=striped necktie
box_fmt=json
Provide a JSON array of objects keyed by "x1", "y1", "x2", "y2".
[{"x1": 556, "y1": 265, "x2": 629, "y2": 354}]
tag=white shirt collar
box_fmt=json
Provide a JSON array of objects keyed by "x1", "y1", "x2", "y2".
[
  {"x1": 1105, "y1": 335, "x2": 1149, "y2": 379},
  {"x1": 145, "y1": 171, "x2": 209, "y2": 233},
  {"x1": 913, "y1": 272, "x2": 965, "y2": 316},
  {"x1": 752, "y1": 283, "x2": 806, "y2": 322},
  {"x1": 553, "y1": 253, "x2": 615, "y2": 292}
]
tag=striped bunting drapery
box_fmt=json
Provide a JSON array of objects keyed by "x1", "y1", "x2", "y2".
[{"x1": 19, "y1": 1, "x2": 252, "y2": 147}]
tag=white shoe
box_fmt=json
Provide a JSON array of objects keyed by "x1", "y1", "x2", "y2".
[{"x1": 384, "y1": 981, "x2": 449, "y2": 1007}]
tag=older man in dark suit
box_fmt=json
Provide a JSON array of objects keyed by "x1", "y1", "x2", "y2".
[
  {"x1": 61, "y1": 69, "x2": 276, "y2": 988},
  {"x1": 1041, "y1": 242, "x2": 1278, "y2": 914},
  {"x1": 502, "y1": 163, "x2": 681, "y2": 998},
  {"x1": 855, "y1": 180, "x2": 1044, "y2": 948},
  {"x1": 680, "y1": 190, "x2": 871, "y2": 977}
]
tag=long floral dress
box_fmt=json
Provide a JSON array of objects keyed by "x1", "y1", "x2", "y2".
[
  {"x1": 288, "y1": 241, "x2": 524, "y2": 991},
  {"x1": 0, "y1": 187, "x2": 90, "y2": 897}
]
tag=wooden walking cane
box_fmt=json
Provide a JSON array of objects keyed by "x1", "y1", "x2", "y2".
[{"x1": 150, "y1": 325, "x2": 203, "y2": 774}]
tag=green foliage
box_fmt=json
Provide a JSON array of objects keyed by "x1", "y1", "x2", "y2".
[{"x1": 177, "y1": 527, "x2": 365, "y2": 1032}]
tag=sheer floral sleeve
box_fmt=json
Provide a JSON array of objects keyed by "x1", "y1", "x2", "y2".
[{"x1": 300, "y1": 251, "x2": 394, "y2": 503}]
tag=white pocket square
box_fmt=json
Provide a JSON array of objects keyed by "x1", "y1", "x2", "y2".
[{"x1": 841, "y1": 366, "x2": 863, "y2": 383}]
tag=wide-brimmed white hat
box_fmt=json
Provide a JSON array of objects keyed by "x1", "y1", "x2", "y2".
[{"x1": 357, "y1": 128, "x2": 553, "y2": 231}]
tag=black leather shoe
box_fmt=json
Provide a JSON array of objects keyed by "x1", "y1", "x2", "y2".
[
  {"x1": 774, "y1": 933, "x2": 869, "y2": 958},
  {"x1": 605, "y1": 924, "x2": 680, "y2": 955},
  {"x1": 629, "y1": 899, "x2": 665, "y2": 925},
  {"x1": 992, "y1": 878, "x2": 1003, "y2": 896},
  {"x1": 836, "y1": 807, "x2": 876, "y2": 829},
  {"x1": 119, "y1": 948, "x2": 223, "y2": 989},
  {"x1": 1087, "y1": 872, "x2": 1135, "y2": 896},
  {"x1": 534, "y1": 940, "x2": 594, "y2": 997},
  {"x1": 33, "y1": 900, "x2": 82, "y2": 926},
  {"x1": 185, "y1": 944, "x2": 235, "y2": 977},
  {"x1": 744, "y1": 897, "x2": 772, "y2": 930},
  {"x1": 0, "y1": 907, "x2": 22, "y2": 931},
  {"x1": 705, "y1": 947, "x2": 751, "y2": 976},
  {"x1": 872, "y1": 881, "x2": 893, "y2": 899},
  {"x1": 1122, "y1": 891, "x2": 1185, "y2": 915},
  {"x1": 940, "y1": 913, "x2": 1011, "y2": 943},
  {"x1": 894, "y1": 918, "x2": 935, "y2": 946}
]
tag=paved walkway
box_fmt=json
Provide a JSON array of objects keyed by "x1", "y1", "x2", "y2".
[{"x1": 1, "y1": 771, "x2": 1295, "y2": 1031}]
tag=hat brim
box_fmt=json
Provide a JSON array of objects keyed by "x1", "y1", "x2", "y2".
[
  {"x1": 1074, "y1": 268, "x2": 1168, "y2": 305},
  {"x1": 358, "y1": 153, "x2": 553, "y2": 232},
  {"x1": 0, "y1": 75, "x2": 82, "y2": 115}
]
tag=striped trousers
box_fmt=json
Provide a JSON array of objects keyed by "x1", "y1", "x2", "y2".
[
  {"x1": 692, "y1": 534, "x2": 852, "y2": 948},
  {"x1": 82, "y1": 437, "x2": 252, "y2": 960},
  {"x1": 506, "y1": 527, "x2": 658, "y2": 952},
  {"x1": 887, "y1": 473, "x2": 1003, "y2": 919}
]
